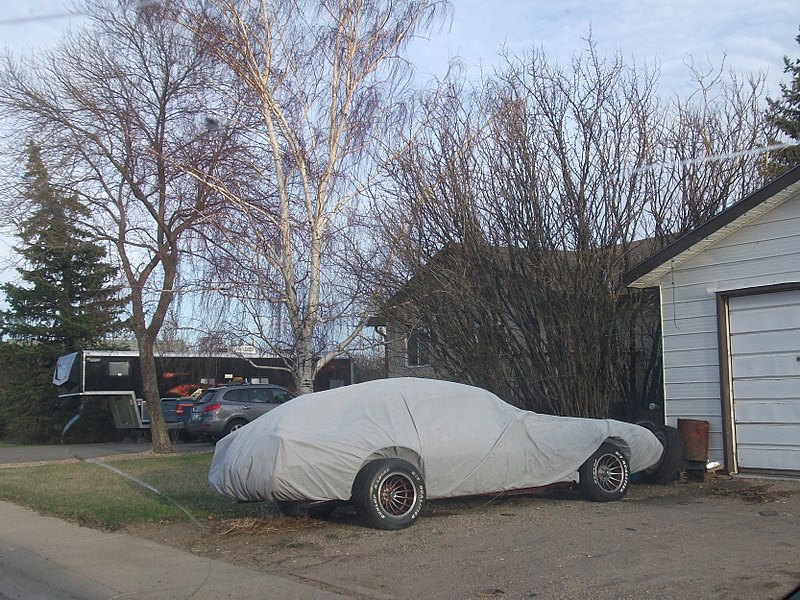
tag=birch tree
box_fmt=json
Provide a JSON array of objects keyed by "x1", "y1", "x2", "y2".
[{"x1": 189, "y1": 0, "x2": 447, "y2": 392}]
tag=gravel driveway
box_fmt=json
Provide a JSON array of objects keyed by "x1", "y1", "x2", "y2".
[{"x1": 125, "y1": 475, "x2": 800, "y2": 600}]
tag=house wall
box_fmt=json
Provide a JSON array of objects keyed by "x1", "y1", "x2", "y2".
[
  {"x1": 653, "y1": 192, "x2": 800, "y2": 464},
  {"x1": 385, "y1": 323, "x2": 438, "y2": 379}
]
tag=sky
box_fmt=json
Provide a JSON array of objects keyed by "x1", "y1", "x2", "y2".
[
  {"x1": 0, "y1": 0, "x2": 798, "y2": 283},
  {"x1": 0, "y1": 0, "x2": 798, "y2": 96},
  {"x1": 405, "y1": 0, "x2": 799, "y2": 98}
]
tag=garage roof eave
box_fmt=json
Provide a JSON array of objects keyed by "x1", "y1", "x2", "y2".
[{"x1": 624, "y1": 165, "x2": 800, "y2": 288}]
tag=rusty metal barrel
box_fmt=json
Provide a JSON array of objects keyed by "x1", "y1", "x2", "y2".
[{"x1": 677, "y1": 418, "x2": 710, "y2": 462}]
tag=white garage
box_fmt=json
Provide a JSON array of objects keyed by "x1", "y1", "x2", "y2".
[{"x1": 625, "y1": 165, "x2": 800, "y2": 475}]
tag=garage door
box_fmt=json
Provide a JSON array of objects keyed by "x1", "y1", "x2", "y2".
[{"x1": 729, "y1": 289, "x2": 800, "y2": 472}]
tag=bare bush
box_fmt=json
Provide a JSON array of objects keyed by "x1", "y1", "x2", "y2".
[{"x1": 377, "y1": 45, "x2": 773, "y2": 417}]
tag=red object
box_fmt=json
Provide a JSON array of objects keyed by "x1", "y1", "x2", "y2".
[
  {"x1": 201, "y1": 403, "x2": 222, "y2": 413},
  {"x1": 677, "y1": 418, "x2": 709, "y2": 462},
  {"x1": 167, "y1": 383, "x2": 201, "y2": 396},
  {"x1": 162, "y1": 371, "x2": 191, "y2": 380}
]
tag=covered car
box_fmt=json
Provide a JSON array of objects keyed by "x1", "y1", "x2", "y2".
[{"x1": 209, "y1": 378, "x2": 664, "y2": 529}]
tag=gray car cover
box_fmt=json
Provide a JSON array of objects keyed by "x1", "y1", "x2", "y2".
[{"x1": 209, "y1": 378, "x2": 663, "y2": 503}]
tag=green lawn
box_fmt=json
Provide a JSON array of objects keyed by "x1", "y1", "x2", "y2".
[{"x1": 0, "y1": 452, "x2": 271, "y2": 529}]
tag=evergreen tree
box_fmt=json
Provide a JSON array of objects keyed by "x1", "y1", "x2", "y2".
[
  {"x1": 0, "y1": 142, "x2": 127, "y2": 442},
  {"x1": 0, "y1": 142, "x2": 127, "y2": 349},
  {"x1": 766, "y1": 26, "x2": 800, "y2": 175}
]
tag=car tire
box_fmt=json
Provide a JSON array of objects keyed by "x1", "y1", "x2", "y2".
[
  {"x1": 641, "y1": 425, "x2": 684, "y2": 484},
  {"x1": 178, "y1": 430, "x2": 198, "y2": 442},
  {"x1": 635, "y1": 419, "x2": 657, "y2": 432},
  {"x1": 352, "y1": 459, "x2": 426, "y2": 530},
  {"x1": 224, "y1": 419, "x2": 248, "y2": 437},
  {"x1": 579, "y1": 442, "x2": 630, "y2": 502}
]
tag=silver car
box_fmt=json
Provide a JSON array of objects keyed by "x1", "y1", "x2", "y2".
[{"x1": 187, "y1": 383, "x2": 294, "y2": 441}]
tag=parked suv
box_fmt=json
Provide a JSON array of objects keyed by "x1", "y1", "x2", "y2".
[{"x1": 187, "y1": 383, "x2": 294, "y2": 441}]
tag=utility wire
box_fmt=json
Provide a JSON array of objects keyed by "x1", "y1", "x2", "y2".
[
  {"x1": 0, "y1": 2, "x2": 161, "y2": 26},
  {"x1": 0, "y1": 11, "x2": 81, "y2": 26}
]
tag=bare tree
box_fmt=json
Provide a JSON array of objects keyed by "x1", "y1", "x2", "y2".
[
  {"x1": 378, "y1": 44, "x2": 773, "y2": 418},
  {"x1": 185, "y1": 0, "x2": 448, "y2": 393},
  {"x1": 647, "y1": 60, "x2": 777, "y2": 238},
  {"x1": 0, "y1": 0, "x2": 238, "y2": 452}
]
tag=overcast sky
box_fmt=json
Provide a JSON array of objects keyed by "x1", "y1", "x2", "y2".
[
  {"x1": 1, "y1": 0, "x2": 798, "y2": 97},
  {"x1": 406, "y1": 0, "x2": 799, "y2": 98}
]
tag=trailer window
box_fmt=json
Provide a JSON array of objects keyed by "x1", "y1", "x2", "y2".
[{"x1": 108, "y1": 361, "x2": 130, "y2": 377}]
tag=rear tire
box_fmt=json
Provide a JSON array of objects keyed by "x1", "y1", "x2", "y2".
[
  {"x1": 352, "y1": 459, "x2": 425, "y2": 530},
  {"x1": 178, "y1": 430, "x2": 197, "y2": 442},
  {"x1": 579, "y1": 442, "x2": 630, "y2": 502},
  {"x1": 224, "y1": 419, "x2": 248, "y2": 437}
]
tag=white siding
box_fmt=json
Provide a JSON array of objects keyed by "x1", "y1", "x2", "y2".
[{"x1": 654, "y1": 192, "x2": 800, "y2": 464}]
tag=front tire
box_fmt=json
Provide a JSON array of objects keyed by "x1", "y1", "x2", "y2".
[
  {"x1": 352, "y1": 459, "x2": 425, "y2": 530},
  {"x1": 579, "y1": 442, "x2": 630, "y2": 502}
]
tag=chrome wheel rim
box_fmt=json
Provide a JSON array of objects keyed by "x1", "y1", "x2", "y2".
[
  {"x1": 377, "y1": 471, "x2": 417, "y2": 516},
  {"x1": 595, "y1": 453, "x2": 626, "y2": 492}
]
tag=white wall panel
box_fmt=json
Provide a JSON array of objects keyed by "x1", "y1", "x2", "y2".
[
  {"x1": 730, "y1": 330, "x2": 800, "y2": 354},
  {"x1": 737, "y1": 447, "x2": 799, "y2": 471}
]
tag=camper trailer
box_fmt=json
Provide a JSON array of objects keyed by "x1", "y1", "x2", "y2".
[{"x1": 53, "y1": 350, "x2": 352, "y2": 432}]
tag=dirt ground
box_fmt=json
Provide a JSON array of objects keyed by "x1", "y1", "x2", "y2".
[{"x1": 123, "y1": 474, "x2": 800, "y2": 600}]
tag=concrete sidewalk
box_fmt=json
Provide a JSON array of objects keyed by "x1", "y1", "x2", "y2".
[{"x1": 0, "y1": 500, "x2": 352, "y2": 599}]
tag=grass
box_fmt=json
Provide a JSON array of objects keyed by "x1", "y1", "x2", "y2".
[{"x1": 0, "y1": 452, "x2": 272, "y2": 529}]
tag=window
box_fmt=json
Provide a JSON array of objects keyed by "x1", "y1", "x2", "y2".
[
  {"x1": 248, "y1": 388, "x2": 271, "y2": 403},
  {"x1": 406, "y1": 332, "x2": 430, "y2": 367},
  {"x1": 222, "y1": 389, "x2": 247, "y2": 402},
  {"x1": 273, "y1": 389, "x2": 294, "y2": 403},
  {"x1": 108, "y1": 361, "x2": 130, "y2": 377}
]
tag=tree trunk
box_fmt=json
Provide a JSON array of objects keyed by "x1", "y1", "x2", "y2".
[
  {"x1": 294, "y1": 345, "x2": 317, "y2": 394},
  {"x1": 138, "y1": 337, "x2": 173, "y2": 454}
]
